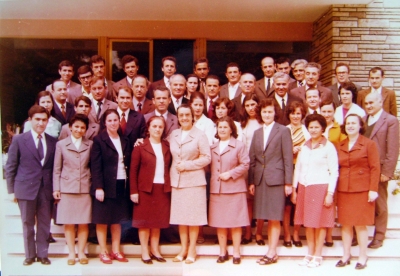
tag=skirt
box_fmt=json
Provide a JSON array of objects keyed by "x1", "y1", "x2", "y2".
[
  {"x1": 132, "y1": 184, "x2": 171, "y2": 229},
  {"x1": 57, "y1": 193, "x2": 91, "y2": 224},
  {"x1": 337, "y1": 191, "x2": 375, "y2": 226},
  {"x1": 170, "y1": 185, "x2": 207, "y2": 226},
  {"x1": 294, "y1": 183, "x2": 334, "y2": 228},
  {"x1": 209, "y1": 192, "x2": 249, "y2": 228},
  {"x1": 92, "y1": 180, "x2": 130, "y2": 225},
  {"x1": 253, "y1": 181, "x2": 285, "y2": 221}
]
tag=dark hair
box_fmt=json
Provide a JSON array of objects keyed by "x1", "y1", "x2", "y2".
[
  {"x1": 212, "y1": 97, "x2": 236, "y2": 123},
  {"x1": 205, "y1": 74, "x2": 219, "y2": 84},
  {"x1": 77, "y1": 65, "x2": 93, "y2": 76},
  {"x1": 162, "y1": 56, "x2": 176, "y2": 67},
  {"x1": 90, "y1": 55, "x2": 106, "y2": 66},
  {"x1": 339, "y1": 82, "x2": 358, "y2": 103},
  {"x1": 189, "y1": 91, "x2": 206, "y2": 116},
  {"x1": 305, "y1": 114, "x2": 327, "y2": 133},
  {"x1": 226, "y1": 62, "x2": 240, "y2": 72},
  {"x1": 28, "y1": 105, "x2": 50, "y2": 119},
  {"x1": 69, "y1": 113, "x2": 89, "y2": 130},
  {"x1": 145, "y1": 115, "x2": 166, "y2": 139},
  {"x1": 74, "y1": 95, "x2": 92, "y2": 107},
  {"x1": 240, "y1": 93, "x2": 260, "y2": 128},
  {"x1": 58, "y1": 60, "x2": 74, "y2": 70},
  {"x1": 121, "y1": 55, "x2": 139, "y2": 68},
  {"x1": 176, "y1": 104, "x2": 195, "y2": 126},
  {"x1": 369, "y1": 66, "x2": 384, "y2": 77},
  {"x1": 51, "y1": 79, "x2": 65, "y2": 91},
  {"x1": 90, "y1": 76, "x2": 105, "y2": 86},
  {"x1": 286, "y1": 101, "x2": 306, "y2": 121},
  {"x1": 154, "y1": 85, "x2": 170, "y2": 97},
  {"x1": 320, "y1": 100, "x2": 337, "y2": 110},
  {"x1": 275, "y1": 57, "x2": 290, "y2": 65},
  {"x1": 186, "y1": 73, "x2": 198, "y2": 80},
  {"x1": 215, "y1": 116, "x2": 238, "y2": 139},
  {"x1": 305, "y1": 88, "x2": 321, "y2": 98},
  {"x1": 256, "y1": 98, "x2": 280, "y2": 124},
  {"x1": 116, "y1": 86, "x2": 134, "y2": 97},
  {"x1": 194, "y1": 57, "x2": 209, "y2": 68},
  {"x1": 102, "y1": 109, "x2": 120, "y2": 125},
  {"x1": 335, "y1": 62, "x2": 350, "y2": 74},
  {"x1": 35, "y1": 91, "x2": 55, "y2": 109},
  {"x1": 340, "y1": 114, "x2": 365, "y2": 135}
]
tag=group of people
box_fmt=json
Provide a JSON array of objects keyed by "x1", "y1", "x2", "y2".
[{"x1": 5, "y1": 54, "x2": 399, "y2": 270}]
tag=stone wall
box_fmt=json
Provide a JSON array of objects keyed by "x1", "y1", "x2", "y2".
[{"x1": 311, "y1": 0, "x2": 400, "y2": 114}]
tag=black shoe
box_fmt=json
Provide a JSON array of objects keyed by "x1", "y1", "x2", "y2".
[
  {"x1": 241, "y1": 238, "x2": 251, "y2": 245},
  {"x1": 87, "y1": 237, "x2": 99, "y2": 244},
  {"x1": 23, "y1": 258, "x2": 36, "y2": 266},
  {"x1": 233, "y1": 257, "x2": 241, "y2": 264},
  {"x1": 141, "y1": 258, "x2": 153, "y2": 264},
  {"x1": 368, "y1": 239, "x2": 383, "y2": 249},
  {"x1": 336, "y1": 257, "x2": 351, "y2": 267},
  {"x1": 227, "y1": 239, "x2": 233, "y2": 245},
  {"x1": 256, "y1": 239, "x2": 265, "y2": 245},
  {"x1": 324, "y1": 241, "x2": 334, "y2": 247},
  {"x1": 37, "y1": 257, "x2": 51, "y2": 265},
  {"x1": 292, "y1": 239, "x2": 303, "y2": 247},
  {"x1": 47, "y1": 234, "x2": 56, "y2": 243},
  {"x1": 150, "y1": 253, "x2": 166, "y2": 263},
  {"x1": 283, "y1": 240, "x2": 292, "y2": 247},
  {"x1": 216, "y1": 251, "x2": 229, "y2": 263},
  {"x1": 355, "y1": 259, "x2": 368, "y2": 270}
]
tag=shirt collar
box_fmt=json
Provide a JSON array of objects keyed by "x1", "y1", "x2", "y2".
[
  {"x1": 304, "y1": 136, "x2": 328, "y2": 149},
  {"x1": 228, "y1": 82, "x2": 239, "y2": 89},
  {"x1": 370, "y1": 108, "x2": 383, "y2": 120}
]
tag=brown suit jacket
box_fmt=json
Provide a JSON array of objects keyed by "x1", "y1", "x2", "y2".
[
  {"x1": 337, "y1": 135, "x2": 380, "y2": 193},
  {"x1": 112, "y1": 77, "x2": 130, "y2": 99},
  {"x1": 130, "y1": 138, "x2": 172, "y2": 194},
  {"x1": 290, "y1": 85, "x2": 333, "y2": 103},
  {"x1": 357, "y1": 87, "x2": 397, "y2": 117},
  {"x1": 58, "y1": 122, "x2": 99, "y2": 141},
  {"x1": 255, "y1": 78, "x2": 274, "y2": 100},
  {"x1": 53, "y1": 136, "x2": 93, "y2": 194},
  {"x1": 219, "y1": 83, "x2": 242, "y2": 100},
  {"x1": 88, "y1": 99, "x2": 118, "y2": 124},
  {"x1": 144, "y1": 111, "x2": 179, "y2": 138}
]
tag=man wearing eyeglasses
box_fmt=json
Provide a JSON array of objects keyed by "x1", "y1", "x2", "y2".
[{"x1": 328, "y1": 63, "x2": 361, "y2": 107}]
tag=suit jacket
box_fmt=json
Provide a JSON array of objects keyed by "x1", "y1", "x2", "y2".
[
  {"x1": 88, "y1": 99, "x2": 118, "y2": 124},
  {"x1": 364, "y1": 111, "x2": 399, "y2": 178},
  {"x1": 147, "y1": 78, "x2": 167, "y2": 100},
  {"x1": 90, "y1": 131, "x2": 131, "y2": 198},
  {"x1": 357, "y1": 87, "x2": 397, "y2": 117},
  {"x1": 219, "y1": 83, "x2": 242, "y2": 100},
  {"x1": 52, "y1": 101, "x2": 76, "y2": 126},
  {"x1": 133, "y1": 98, "x2": 155, "y2": 114},
  {"x1": 168, "y1": 127, "x2": 211, "y2": 188},
  {"x1": 105, "y1": 79, "x2": 116, "y2": 102},
  {"x1": 290, "y1": 85, "x2": 333, "y2": 103},
  {"x1": 115, "y1": 109, "x2": 146, "y2": 151},
  {"x1": 268, "y1": 92, "x2": 302, "y2": 126},
  {"x1": 144, "y1": 111, "x2": 179, "y2": 138},
  {"x1": 232, "y1": 94, "x2": 244, "y2": 121},
  {"x1": 328, "y1": 82, "x2": 362, "y2": 107},
  {"x1": 6, "y1": 132, "x2": 57, "y2": 200},
  {"x1": 53, "y1": 136, "x2": 93, "y2": 194},
  {"x1": 167, "y1": 97, "x2": 189, "y2": 115},
  {"x1": 112, "y1": 77, "x2": 131, "y2": 98},
  {"x1": 210, "y1": 137, "x2": 249, "y2": 194},
  {"x1": 46, "y1": 81, "x2": 81, "y2": 104},
  {"x1": 289, "y1": 81, "x2": 322, "y2": 94},
  {"x1": 337, "y1": 135, "x2": 380, "y2": 193},
  {"x1": 248, "y1": 123, "x2": 293, "y2": 186},
  {"x1": 58, "y1": 122, "x2": 99, "y2": 141},
  {"x1": 255, "y1": 78, "x2": 274, "y2": 100},
  {"x1": 130, "y1": 138, "x2": 172, "y2": 194}
]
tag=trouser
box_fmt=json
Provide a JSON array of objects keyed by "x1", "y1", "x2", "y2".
[{"x1": 374, "y1": 181, "x2": 388, "y2": 241}]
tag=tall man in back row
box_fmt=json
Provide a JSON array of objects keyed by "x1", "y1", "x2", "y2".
[
  {"x1": 147, "y1": 56, "x2": 177, "y2": 100},
  {"x1": 6, "y1": 105, "x2": 57, "y2": 266}
]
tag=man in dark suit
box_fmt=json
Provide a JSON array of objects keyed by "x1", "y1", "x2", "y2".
[
  {"x1": 51, "y1": 80, "x2": 76, "y2": 125},
  {"x1": 146, "y1": 56, "x2": 177, "y2": 100},
  {"x1": 363, "y1": 93, "x2": 399, "y2": 249},
  {"x1": 289, "y1": 59, "x2": 308, "y2": 91},
  {"x1": 275, "y1": 57, "x2": 295, "y2": 83},
  {"x1": 6, "y1": 105, "x2": 57, "y2": 265},
  {"x1": 168, "y1": 74, "x2": 189, "y2": 115},
  {"x1": 219, "y1": 62, "x2": 242, "y2": 100},
  {"x1": 88, "y1": 77, "x2": 118, "y2": 125},
  {"x1": 328, "y1": 62, "x2": 362, "y2": 107},
  {"x1": 132, "y1": 75, "x2": 155, "y2": 114},
  {"x1": 205, "y1": 75, "x2": 220, "y2": 118},
  {"x1": 304, "y1": 88, "x2": 322, "y2": 117},
  {"x1": 144, "y1": 86, "x2": 178, "y2": 137},
  {"x1": 290, "y1": 62, "x2": 333, "y2": 103},
  {"x1": 255, "y1": 56, "x2": 275, "y2": 100},
  {"x1": 112, "y1": 55, "x2": 139, "y2": 97},
  {"x1": 46, "y1": 60, "x2": 82, "y2": 104},
  {"x1": 357, "y1": 67, "x2": 397, "y2": 117},
  {"x1": 77, "y1": 65, "x2": 93, "y2": 99},
  {"x1": 193, "y1": 57, "x2": 210, "y2": 94},
  {"x1": 268, "y1": 72, "x2": 302, "y2": 126},
  {"x1": 90, "y1": 55, "x2": 115, "y2": 102},
  {"x1": 232, "y1": 73, "x2": 257, "y2": 120}
]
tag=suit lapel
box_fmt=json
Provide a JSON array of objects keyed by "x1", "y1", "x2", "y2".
[
  {"x1": 24, "y1": 132, "x2": 42, "y2": 163},
  {"x1": 264, "y1": 124, "x2": 279, "y2": 152},
  {"x1": 124, "y1": 110, "x2": 136, "y2": 136},
  {"x1": 43, "y1": 134, "x2": 55, "y2": 166},
  {"x1": 381, "y1": 87, "x2": 389, "y2": 103},
  {"x1": 370, "y1": 112, "x2": 386, "y2": 139}
]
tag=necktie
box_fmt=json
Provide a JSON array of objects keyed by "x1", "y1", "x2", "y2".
[
  {"x1": 199, "y1": 80, "x2": 205, "y2": 94},
  {"x1": 313, "y1": 110, "x2": 318, "y2": 115},
  {"x1": 207, "y1": 101, "x2": 214, "y2": 118},
  {"x1": 281, "y1": 98, "x2": 286, "y2": 112},
  {"x1": 266, "y1": 78, "x2": 271, "y2": 93},
  {"x1": 298, "y1": 81, "x2": 303, "y2": 87},
  {"x1": 120, "y1": 112, "x2": 127, "y2": 134},
  {"x1": 96, "y1": 102, "x2": 102, "y2": 120},
  {"x1": 37, "y1": 134, "x2": 44, "y2": 161},
  {"x1": 61, "y1": 104, "x2": 66, "y2": 118},
  {"x1": 137, "y1": 102, "x2": 142, "y2": 113}
]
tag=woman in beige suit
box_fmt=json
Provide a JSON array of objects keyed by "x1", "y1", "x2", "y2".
[
  {"x1": 53, "y1": 114, "x2": 93, "y2": 265},
  {"x1": 168, "y1": 104, "x2": 211, "y2": 264}
]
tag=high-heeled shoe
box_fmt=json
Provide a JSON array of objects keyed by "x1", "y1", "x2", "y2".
[
  {"x1": 307, "y1": 256, "x2": 322, "y2": 268},
  {"x1": 292, "y1": 239, "x2": 303, "y2": 247},
  {"x1": 283, "y1": 240, "x2": 292, "y2": 247},
  {"x1": 336, "y1": 257, "x2": 351, "y2": 267},
  {"x1": 150, "y1": 253, "x2": 166, "y2": 263},
  {"x1": 241, "y1": 238, "x2": 251, "y2": 244},
  {"x1": 298, "y1": 255, "x2": 313, "y2": 266},
  {"x1": 233, "y1": 257, "x2": 241, "y2": 264},
  {"x1": 216, "y1": 251, "x2": 229, "y2": 263},
  {"x1": 259, "y1": 255, "x2": 278, "y2": 265},
  {"x1": 256, "y1": 255, "x2": 268, "y2": 263},
  {"x1": 185, "y1": 256, "x2": 196, "y2": 264},
  {"x1": 172, "y1": 255, "x2": 186, "y2": 262},
  {"x1": 141, "y1": 258, "x2": 153, "y2": 264},
  {"x1": 355, "y1": 258, "x2": 368, "y2": 270},
  {"x1": 256, "y1": 239, "x2": 265, "y2": 245}
]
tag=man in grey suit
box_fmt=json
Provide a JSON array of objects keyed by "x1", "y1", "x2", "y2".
[
  {"x1": 219, "y1": 62, "x2": 242, "y2": 100},
  {"x1": 46, "y1": 60, "x2": 82, "y2": 104},
  {"x1": 88, "y1": 76, "x2": 118, "y2": 124},
  {"x1": 147, "y1": 56, "x2": 177, "y2": 100},
  {"x1": 328, "y1": 63, "x2": 361, "y2": 107},
  {"x1": 363, "y1": 93, "x2": 399, "y2": 249},
  {"x1": 90, "y1": 55, "x2": 115, "y2": 102},
  {"x1": 145, "y1": 86, "x2": 178, "y2": 138},
  {"x1": 6, "y1": 105, "x2": 57, "y2": 265},
  {"x1": 255, "y1": 56, "x2": 275, "y2": 100}
]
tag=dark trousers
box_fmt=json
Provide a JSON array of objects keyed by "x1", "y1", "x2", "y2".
[
  {"x1": 374, "y1": 181, "x2": 388, "y2": 241},
  {"x1": 17, "y1": 186, "x2": 52, "y2": 258}
]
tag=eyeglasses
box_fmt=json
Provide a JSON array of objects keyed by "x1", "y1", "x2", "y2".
[
  {"x1": 79, "y1": 75, "x2": 92, "y2": 80},
  {"x1": 336, "y1": 71, "x2": 348, "y2": 75}
]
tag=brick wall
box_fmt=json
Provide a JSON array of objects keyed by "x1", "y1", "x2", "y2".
[{"x1": 311, "y1": 0, "x2": 400, "y2": 114}]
